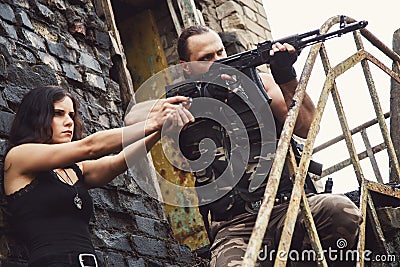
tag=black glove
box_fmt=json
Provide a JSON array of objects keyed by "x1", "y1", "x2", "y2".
[{"x1": 270, "y1": 50, "x2": 298, "y2": 84}]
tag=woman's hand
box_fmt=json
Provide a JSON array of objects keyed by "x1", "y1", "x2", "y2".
[
  {"x1": 125, "y1": 96, "x2": 194, "y2": 132},
  {"x1": 125, "y1": 96, "x2": 190, "y2": 125}
]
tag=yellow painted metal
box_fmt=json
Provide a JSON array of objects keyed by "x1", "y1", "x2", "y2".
[
  {"x1": 118, "y1": 9, "x2": 208, "y2": 250},
  {"x1": 119, "y1": 10, "x2": 169, "y2": 93}
]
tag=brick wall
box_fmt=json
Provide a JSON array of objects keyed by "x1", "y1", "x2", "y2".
[{"x1": 0, "y1": 0, "x2": 198, "y2": 266}]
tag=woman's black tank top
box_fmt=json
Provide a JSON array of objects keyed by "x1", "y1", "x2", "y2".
[{"x1": 5, "y1": 164, "x2": 95, "y2": 263}]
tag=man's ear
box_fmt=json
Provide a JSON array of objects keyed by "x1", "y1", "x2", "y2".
[{"x1": 180, "y1": 60, "x2": 192, "y2": 76}]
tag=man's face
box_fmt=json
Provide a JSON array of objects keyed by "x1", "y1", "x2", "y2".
[{"x1": 182, "y1": 30, "x2": 227, "y2": 76}]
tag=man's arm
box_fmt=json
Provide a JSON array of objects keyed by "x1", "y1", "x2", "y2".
[
  {"x1": 278, "y1": 79, "x2": 315, "y2": 138},
  {"x1": 266, "y1": 42, "x2": 315, "y2": 138},
  {"x1": 258, "y1": 73, "x2": 314, "y2": 138}
]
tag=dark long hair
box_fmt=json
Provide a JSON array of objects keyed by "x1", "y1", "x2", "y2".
[
  {"x1": 177, "y1": 25, "x2": 210, "y2": 61},
  {"x1": 7, "y1": 86, "x2": 83, "y2": 151}
]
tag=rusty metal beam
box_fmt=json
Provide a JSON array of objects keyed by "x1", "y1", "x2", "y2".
[
  {"x1": 241, "y1": 14, "x2": 327, "y2": 266},
  {"x1": 313, "y1": 112, "x2": 390, "y2": 153},
  {"x1": 364, "y1": 179, "x2": 400, "y2": 199},
  {"x1": 361, "y1": 129, "x2": 384, "y2": 183},
  {"x1": 325, "y1": 49, "x2": 366, "y2": 184},
  {"x1": 345, "y1": 17, "x2": 400, "y2": 63},
  {"x1": 242, "y1": 14, "x2": 400, "y2": 266},
  {"x1": 287, "y1": 148, "x2": 328, "y2": 267},
  {"x1": 366, "y1": 193, "x2": 392, "y2": 255},
  {"x1": 353, "y1": 32, "x2": 400, "y2": 183},
  {"x1": 321, "y1": 142, "x2": 386, "y2": 178},
  {"x1": 271, "y1": 16, "x2": 351, "y2": 266},
  {"x1": 357, "y1": 182, "x2": 368, "y2": 267}
]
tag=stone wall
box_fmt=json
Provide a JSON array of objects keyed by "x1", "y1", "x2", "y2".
[{"x1": 0, "y1": 0, "x2": 197, "y2": 266}]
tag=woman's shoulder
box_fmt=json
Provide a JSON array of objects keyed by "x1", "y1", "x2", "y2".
[
  {"x1": 6, "y1": 143, "x2": 44, "y2": 156},
  {"x1": 5, "y1": 144, "x2": 39, "y2": 168}
]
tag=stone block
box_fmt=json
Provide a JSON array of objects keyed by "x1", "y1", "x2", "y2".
[
  {"x1": 244, "y1": 17, "x2": 267, "y2": 38},
  {"x1": 170, "y1": 243, "x2": 196, "y2": 264},
  {"x1": 95, "y1": 230, "x2": 132, "y2": 251},
  {"x1": 90, "y1": 188, "x2": 121, "y2": 211},
  {"x1": 5, "y1": 64, "x2": 57, "y2": 89},
  {"x1": 108, "y1": 173, "x2": 140, "y2": 192},
  {"x1": 135, "y1": 215, "x2": 171, "y2": 239},
  {"x1": 15, "y1": 46, "x2": 36, "y2": 64},
  {"x1": 238, "y1": 0, "x2": 258, "y2": 12},
  {"x1": 13, "y1": 0, "x2": 30, "y2": 9},
  {"x1": 36, "y1": 2, "x2": 55, "y2": 21},
  {"x1": 47, "y1": 40, "x2": 77, "y2": 62},
  {"x1": 0, "y1": 54, "x2": 7, "y2": 78},
  {"x1": 31, "y1": 64, "x2": 58, "y2": 85},
  {"x1": 86, "y1": 72, "x2": 106, "y2": 91},
  {"x1": 0, "y1": 139, "x2": 7, "y2": 156},
  {"x1": 131, "y1": 235, "x2": 168, "y2": 258},
  {"x1": 61, "y1": 62, "x2": 82, "y2": 82},
  {"x1": 0, "y1": 21, "x2": 18, "y2": 40},
  {"x1": 256, "y1": 13, "x2": 271, "y2": 32},
  {"x1": 38, "y1": 51, "x2": 62, "y2": 72},
  {"x1": 103, "y1": 251, "x2": 126, "y2": 267},
  {"x1": 31, "y1": 20, "x2": 58, "y2": 43},
  {"x1": 79, "y1": 52, "x2": 102, "y2": 72},
  {"x1": 3, "y1": 85, "x2": 29, "y2": 105},
  {"x1": 95, "y1": 48, "x2": 112, "y2": 69},
  {"x1": 0, "y1": 41, "x2": 13, "y2": 64},
  {"x1": 48, "y1": 0, "x2": 67, "y2": 11},
  {"x1": 62, "y1": 32, "x2": 80, "y2": 51},
  {"x1": 94, "y1": 29, "x2": 110, "y2": 49},
  {"x1": 21, "y1": 29, "x2": 46, "y2": 51},
  {"x1": 118, "y1": 193, "x2": 159, "y2": 218},
  {"x1": 0, "y1": 3, "x2": 15, "y2": 23},
  {"x1": 15, "y1": 10, "x2": 33, "y2": 30},
  {"x1": 216, "y1": 1, "x2": 243, "y2": 20},
  {"x1": 98, "y1": 114, "x2": 110, "y2": 128},
  {"x1": 243, "y1": 6, "x2": 257, "y2": 22},
  {"x1": 255, "y1": 1, "x2": 267, "y2": 17},
  {"x1": 221, "y1": 13, "x2": 246, "y2": 30},
  {"x1": 0, "y1": 111, "x2": 14, "y2": 137},
  {"x1": 145, "y1": 259, "x2": 164, "y2": 266},
  {"x1": 126, "y1": 257, "x2": 146, "y2": 267}
]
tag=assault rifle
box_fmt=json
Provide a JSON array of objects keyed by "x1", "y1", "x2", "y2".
[{"x1": 166, "y1": 16, "x2": 368, "y2": 101}]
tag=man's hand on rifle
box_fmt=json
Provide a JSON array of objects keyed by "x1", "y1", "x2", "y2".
[{"x1": 269, "y1": 42, "x2": 298, "y2": 85}]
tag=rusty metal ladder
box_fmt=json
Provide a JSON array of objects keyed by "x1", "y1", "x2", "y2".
[{"x1": 242, "y1": 15, "x2": 400, "y2": 267}]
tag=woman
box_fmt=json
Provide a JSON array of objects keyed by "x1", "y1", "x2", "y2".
[{"x1": 2, "y1": 86, "x2": 193, "y2": 267}]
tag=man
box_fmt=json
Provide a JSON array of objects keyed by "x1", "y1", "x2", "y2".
[{"x1": 176, "y1": 25, "x2": 362, "y2": 266}]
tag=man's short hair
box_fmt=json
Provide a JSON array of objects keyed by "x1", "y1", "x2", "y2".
[{"x1": 177, "y1": 25, "x2": 210, "y2": 61}]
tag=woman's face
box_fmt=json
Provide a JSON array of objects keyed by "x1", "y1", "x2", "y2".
[{"x1": 51, "y1": 96, "x2": 75, "y2": 144}]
